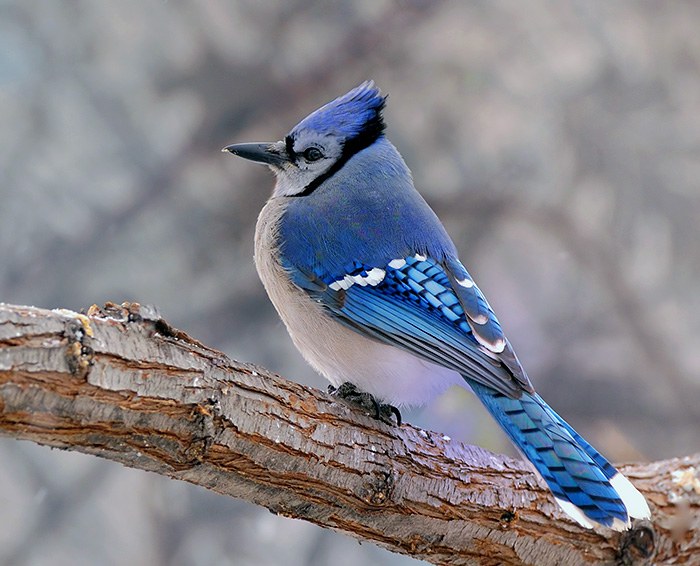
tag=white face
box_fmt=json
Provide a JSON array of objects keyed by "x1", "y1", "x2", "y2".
[{"x1": 271, "y1": 131, "x2": 344, "y2": 197}]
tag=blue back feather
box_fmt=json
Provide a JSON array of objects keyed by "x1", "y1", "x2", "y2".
[{"x1": 279, "y1": 137, "x2": 457, "y2": 274}]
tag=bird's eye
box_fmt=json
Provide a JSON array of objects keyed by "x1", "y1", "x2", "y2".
[{"x1": 302, "y1": 147, "x2": 323, "y2": 162}]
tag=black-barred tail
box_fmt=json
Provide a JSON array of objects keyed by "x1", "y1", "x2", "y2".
[{"x1": 467, "y1": 379, "x2": 650, "y2": 529}]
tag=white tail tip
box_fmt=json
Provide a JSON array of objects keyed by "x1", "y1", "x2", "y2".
[
  {"x1": 611, "y1": 472, "x2": 651, "y2": 520},
  {"x1": 554, "y1": 473, "x2": 650, "y2": 531}
]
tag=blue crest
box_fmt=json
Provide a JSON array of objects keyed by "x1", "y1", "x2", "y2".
[{"x1": 290, "y1": 81, "x2": 386, "y2": 144}]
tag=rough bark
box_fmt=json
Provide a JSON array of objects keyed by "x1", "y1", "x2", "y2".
[{"x1": 0, "y1": 302, "x2": 697, "y2": 565}]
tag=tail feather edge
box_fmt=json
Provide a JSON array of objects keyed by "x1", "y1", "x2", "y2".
[{"x1": 466, "y1": 378, "x2": 650, "y2": 529}]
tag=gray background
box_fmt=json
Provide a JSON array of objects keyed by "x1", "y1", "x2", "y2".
[{"x1": 1, "y1": 1, "x2": 699, "y2": 565}]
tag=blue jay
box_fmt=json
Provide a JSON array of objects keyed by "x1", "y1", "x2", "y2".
[{"x1": 223, "y1": 82, "x2": 650, "y2": 530}]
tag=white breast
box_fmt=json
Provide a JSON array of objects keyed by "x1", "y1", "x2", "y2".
[{"x1": 254, "y1": 198, "x2": 463, "y2": 407}]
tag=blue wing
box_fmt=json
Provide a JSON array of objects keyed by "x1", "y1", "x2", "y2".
[
  {"x1": 283, "y1": 253, "x2": 533, "y2": 398},
  {"x1": 282, "y1": 252, "x2": 648, "y2": 528}
]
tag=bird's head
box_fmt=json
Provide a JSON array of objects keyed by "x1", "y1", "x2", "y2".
[{"x1": 223, "y1": 81, "x2": 387, "y2": 197}]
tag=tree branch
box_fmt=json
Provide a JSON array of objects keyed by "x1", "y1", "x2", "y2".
[{"x1": 0, "y1": 303, "x2": 696, "y2": 565}]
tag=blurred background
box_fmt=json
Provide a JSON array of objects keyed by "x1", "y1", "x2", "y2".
[{"x1": 1, "y1": 1, "x2": 700, "y2": 565}]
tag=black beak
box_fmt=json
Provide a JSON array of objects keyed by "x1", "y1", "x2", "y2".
[{"x1": 222, "y1": 142, "x2": 288, "y2": 167}]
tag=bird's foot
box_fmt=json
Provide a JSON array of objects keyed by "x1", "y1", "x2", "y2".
[{"x1": 328, "y1": 382, "x2": 402, "y2": 426}]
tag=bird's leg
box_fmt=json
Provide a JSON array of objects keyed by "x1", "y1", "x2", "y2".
[{"x1": 328, "y1": 382, "x2": 402, "y2": 426}]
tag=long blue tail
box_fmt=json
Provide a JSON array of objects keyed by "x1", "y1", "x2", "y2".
[{"x1": 467, "y1": 379, "x2": 649, "y2": 529}]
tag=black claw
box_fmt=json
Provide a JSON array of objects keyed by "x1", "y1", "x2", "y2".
[
  {"x1": 328, "y1": 382, "x2": 402, "y2": 426},
  {"x1": 390, "y1": 406, "x2": 402, "y2": 427},
  {"x1": 370, "y1": 396, "x2": 381, "y2": 419}
]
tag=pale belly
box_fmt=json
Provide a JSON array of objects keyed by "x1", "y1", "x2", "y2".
[{"x1": 254, "y1": 199, "x2": 464, "y2": 407}]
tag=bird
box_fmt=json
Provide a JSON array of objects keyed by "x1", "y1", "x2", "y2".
[{"x1": 223, "y1": 81, "x2": 651, "y2": 530}]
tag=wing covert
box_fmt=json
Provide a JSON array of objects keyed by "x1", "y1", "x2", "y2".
[{"x1": 283, "y1": 253, "x2": 533, "y2": 397}]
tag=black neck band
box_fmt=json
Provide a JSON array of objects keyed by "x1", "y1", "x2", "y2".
[
  {"x1": 295, "y1": 138, "x2": 384, "y2": 199},
  {"x1": 292, "y1": 103, "x2": 386, "y2": 198}
]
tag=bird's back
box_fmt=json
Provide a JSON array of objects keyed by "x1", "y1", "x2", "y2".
[{"x1": 277, "y1": 137, "x2": 457, "y2": 276}]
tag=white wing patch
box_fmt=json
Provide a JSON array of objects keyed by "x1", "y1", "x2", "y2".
[
  {"x1": 328, "y1": 276, "x2": 353, "y2": 291},
  {"x1": 456, "y1": 276, "x2": 474, "y2": 289},
  {"x1": 476, "y1": 334, "x2": 506, "y2": 354},
  {"x1": 388, "y1": 258, "x2": 406, "y2": 269},
  {"x1": 363, "y1": 267, "x2": 386, "y2": 286},
  {"x1": 329, "y1": 267, "x2": 386, "y2": 291},
  {"x1": 467, "y1": 311, "x2": 489, "y2": 325}
]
